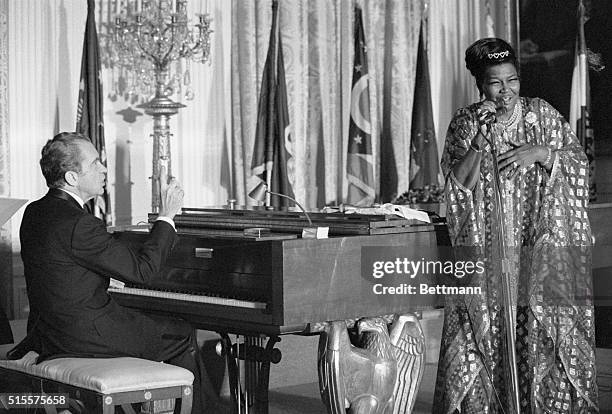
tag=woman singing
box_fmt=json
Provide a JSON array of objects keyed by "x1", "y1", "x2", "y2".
[{"x1": 433, "y1": 38, "x2": 597, "y2": 413}]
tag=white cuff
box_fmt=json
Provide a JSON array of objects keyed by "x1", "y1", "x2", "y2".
[{"x1": 155, "y1": 216, "x2": 176, "y2": 231}]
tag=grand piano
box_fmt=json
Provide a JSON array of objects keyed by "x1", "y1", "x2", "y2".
[{"x1": 108, "y1": 207, "x2": 447, "y2": 413}]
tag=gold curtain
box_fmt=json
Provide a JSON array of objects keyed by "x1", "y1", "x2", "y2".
[
  {"x1": 2, "y1": 0, "x2": 517, "y2": 226},
  {"x1": 429, "y1": 0, "x2": 518, "y2": 162},
  {"x1": 231, "y1": 0, "x2": 424, "y2": 207}
]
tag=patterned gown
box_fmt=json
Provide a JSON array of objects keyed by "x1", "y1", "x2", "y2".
[{"x1": 433, "y1": 97, "x2": 598, "y2": 413}]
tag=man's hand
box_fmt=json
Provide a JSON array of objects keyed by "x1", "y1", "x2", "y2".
[{"x1": 158, "y1": 165, "x2": 184, "y2": 219}]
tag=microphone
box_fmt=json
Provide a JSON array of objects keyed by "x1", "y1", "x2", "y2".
[
  {"x1": 481, "y1": 105, "x2": 508, "y2": 125},
  {"x1": 248, "y1": 181, "x2": 329, "y2": 239}
]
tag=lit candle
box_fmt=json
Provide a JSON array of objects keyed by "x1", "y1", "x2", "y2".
[
  {"x1": 115, "y1": 0, "x2": 120, "y2": 14},
  {"x1": 171, "y1": 0, "x2": 176, "y2": 12},
  {"x1": 136, "y1": 0, "x2": 141, "y2": 13}
]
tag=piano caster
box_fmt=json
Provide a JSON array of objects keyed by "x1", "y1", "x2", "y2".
[{"x1": 217, "y1": 334, "x2": 282, "y2": 414}]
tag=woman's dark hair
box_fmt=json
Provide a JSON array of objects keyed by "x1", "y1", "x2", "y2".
[
  {"x1": 40, "y1": 132, "x2": 91, "y2": 188},
  {"x1": 465, "y1": 38, "x2": 518, "y2": 93}
]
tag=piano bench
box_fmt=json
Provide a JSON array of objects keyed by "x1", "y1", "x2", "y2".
[{"x1": 0, "y1": 351, "x2": 194, "y2": 414}]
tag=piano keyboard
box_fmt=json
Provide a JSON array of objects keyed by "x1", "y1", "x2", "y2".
[{"x1": 108, "y1": 286, "x2": 267, "y2": 310}]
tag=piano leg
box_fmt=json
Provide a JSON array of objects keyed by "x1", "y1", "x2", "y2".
[{"x1": 218, "y1": 333, "x2": 282, "y2": 414}]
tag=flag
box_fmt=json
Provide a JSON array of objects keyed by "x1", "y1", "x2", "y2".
[
  {"x1": 409, "y1": 22, "x2": 440, "y2": 189},
  {"x1": 570, "y1": 0, "x2": 596, "y2": 201},
  {"x1": 251, "y1": 0, "x2": 294, "y2": 207},
  {"x1": 76, "y1": 0, "x2": 111, "y2": 224},
  {"x1": 346, "y1": 6, "x2": 375, "y2": 206}
]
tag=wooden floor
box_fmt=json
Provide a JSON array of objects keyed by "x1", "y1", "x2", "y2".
[
  {"x1": 3, "y1": 313, "x2": 612, "y2": 413},
  {"x1": 265, "y1": 354, "x2": 612, "y2": 414},
  {"x1": 266, "y1": 364, "x2": 437, "y2": 414},
  {"x1": 245, "y1": 307, "x2": 612, "y2": 413}
]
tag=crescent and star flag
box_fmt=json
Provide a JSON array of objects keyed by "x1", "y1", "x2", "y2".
[
  {"x1": 76, "y1": 0, "x2": 111, "y2": 224},
  {"x1": 346, "y1": 6, "x2": 375, "y2": 206},
  {"x1": 409, "y1": 22, "x2": 440, "y2": 189},
  {"x1": 251, "y1": 0, "x2": 295, "y2": 208},
  {"x1": 570, "y1": 0, "x2": 596, "y2": 201}
]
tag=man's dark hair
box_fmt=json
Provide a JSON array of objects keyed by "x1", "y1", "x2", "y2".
[
  {"x1": 40, "y1": 132, "x2": 91, "y2": 189},
  {"x1": 465, "y1": 37, "x2": 519, "y2": 94}
]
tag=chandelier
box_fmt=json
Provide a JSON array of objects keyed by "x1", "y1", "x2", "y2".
[
  {"x1": 105, "y1": 0, "x2": 213, "y2": 213},
  {"x1": 108, "y1": 0, "x2": 213, "y2": 102}
]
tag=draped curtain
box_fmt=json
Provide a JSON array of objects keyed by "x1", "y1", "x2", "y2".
[
  {"x1": 7, "y1": 0, "x2": 87, "y2": 244},
  {"x1": 429, "y1": 0, "x2": 518, "y2": 160},
  {"x1": 0, "y1": 0, "x2": 11, "y2": 317},
  {"x1": 0, "y1": 0, "x2": 516, "y2": 320},
  {"x1": 171, "y1": 0, "x2": 233, "y2": 213},
  {"x1": 0, "y1": 0, "x2": 7, "y2": 201},
  {"x1": 3, "y1": 0, "x2": 517, "y2": 231},
  {"x1": 231, "y1": 0, "x2": 423, "y2": 207}
]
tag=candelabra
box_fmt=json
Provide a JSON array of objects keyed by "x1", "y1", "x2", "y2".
[{"x1": 109, "y1": 0, "x2": 212, "y2": 213}]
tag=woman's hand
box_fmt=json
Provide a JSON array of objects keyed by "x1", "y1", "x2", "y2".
[
  {"x1": 497, "y1": 144, "x2": 548, "y2": 179},
  {"x1": 476, "y1": 100, "x2": 497, "y2": 124},
  {"x1": 475, "y1": 100, "x2": 497, "y2": 137}
]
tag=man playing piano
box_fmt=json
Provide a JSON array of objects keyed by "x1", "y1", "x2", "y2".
[{"x1": 10, "y1": 132, "x2": 219, "y2": 413}]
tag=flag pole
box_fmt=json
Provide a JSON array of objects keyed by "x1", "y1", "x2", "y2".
[{"x1": 265, "y1": 1, "x2": 279, "y2": 208}]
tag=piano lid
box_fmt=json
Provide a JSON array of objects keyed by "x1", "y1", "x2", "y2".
[{"x1": 148, "y1": 207, "x2": 435, "y2": 236}]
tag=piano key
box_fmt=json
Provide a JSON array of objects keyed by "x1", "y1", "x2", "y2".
[{"x1": 108, "y1": 286, "x2": 267, "y2": 310}]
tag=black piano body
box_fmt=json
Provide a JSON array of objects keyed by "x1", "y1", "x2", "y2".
[{"x1": 109, "y1": 208, "x2": 446, "y2": 336}]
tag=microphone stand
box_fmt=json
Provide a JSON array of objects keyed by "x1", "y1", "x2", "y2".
[
  {"x1": 247, "y1": 182, "x2": 329, "y2": 239},
  {"x1": 486, "y1": 131, "x2": 521, "y2": 414},
  {"x1": 267, "y1": 190, "x2": 329, "y2": 238},
  {"x1": 266, "y1": 190, "x2": 313, "y2": 227}
]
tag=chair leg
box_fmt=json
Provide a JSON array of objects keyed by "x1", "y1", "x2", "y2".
[
  {"x1": 102, "y1": 402, "x2": 115, "y2": 414},
  {"x1": 120, "y1": 403, "x2": 138, "y2": 414},
  {"x1": 179, "y1": 386, "x2": 193, "y2": 414}
]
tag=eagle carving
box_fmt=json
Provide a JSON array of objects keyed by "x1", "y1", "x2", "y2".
[{"x1": 318, "y1": 314, "x2": 425, "y2": 414}]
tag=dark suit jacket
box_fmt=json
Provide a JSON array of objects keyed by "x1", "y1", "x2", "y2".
[{"x1": 16, "y1": 189, "x2": 179, "y2": 361}]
